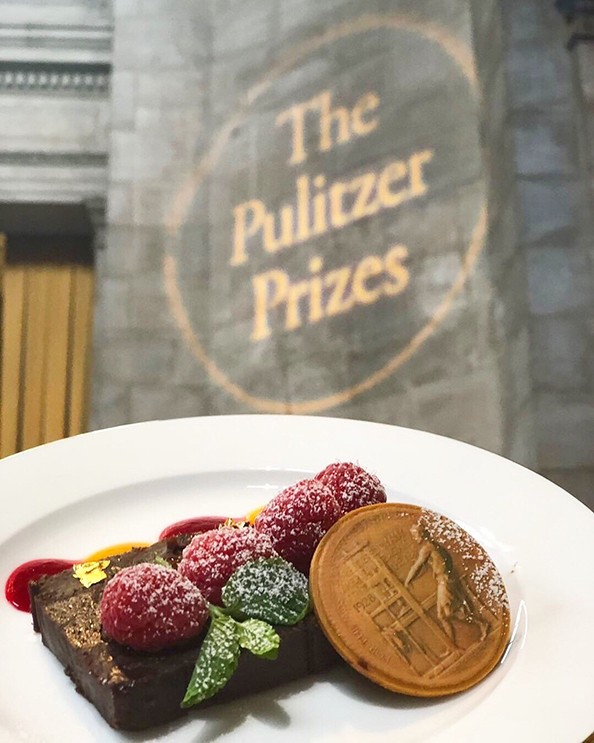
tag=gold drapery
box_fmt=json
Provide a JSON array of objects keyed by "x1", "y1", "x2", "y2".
[{"x1": 0, "y1": 232, "x2": 94, "y2": 458}]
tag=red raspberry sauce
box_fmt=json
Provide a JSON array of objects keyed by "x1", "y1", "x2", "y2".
[
  {"x1": 6, "y1": 514, "x2": 241, "y2": 613},
  {"x1": 5, "y1": 559, "x2": 75, "y2": 612},
  {"x1": 158, "y1": 515, "x2": 240, "y2": 540}
]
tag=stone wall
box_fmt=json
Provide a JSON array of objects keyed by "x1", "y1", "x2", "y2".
[
  {"x1": 502, "y1": 0, "x2": 594, "y2": 507},
  {"x1": 2, "y1": 1, "x2": 589, "y2": 507},
  {"x1": 93, "y1": 0, "x2": 531, "y2": 467},
  {"x1": 470, "y1": 0, "x2": 536, "y2": 467}
]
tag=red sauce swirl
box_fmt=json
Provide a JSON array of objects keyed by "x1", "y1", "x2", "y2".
[
  {"x1": 158, "y1": 515, "x2": 238, "y2": 540},
  {"x1": 6, "y1": 513, "x2": 246, "y2": 613},
  {"x1": 5, "y1": 559, "x2": 75, "y2": 613}
]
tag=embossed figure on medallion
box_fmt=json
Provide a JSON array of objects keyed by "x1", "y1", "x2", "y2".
[{"x1": 405, "y1": 521, "x2": 488, "y2": 645}]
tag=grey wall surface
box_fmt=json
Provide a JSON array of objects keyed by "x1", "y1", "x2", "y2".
[
  {"x1": 501, "y1": 1, "x2": 594, "y2": 506},
  {"x1": 2, "y1": 1, "x2": 590, "y2": 507},
  {"x1": 93, "y1": 0, "x2": 530, "y2": 467},
  {"x1": 471, "y1": 0, "x2": 536, "y2": 468}
]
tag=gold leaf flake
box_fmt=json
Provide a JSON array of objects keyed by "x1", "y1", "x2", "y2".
[
  {"x1": 220, "y1": 518, "x2": 247, "y2": 529},
  {"x1": 73, "y1": 559, "x2": 110, "y2": 588}
]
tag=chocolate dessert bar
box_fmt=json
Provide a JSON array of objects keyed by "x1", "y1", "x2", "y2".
[{"x1": 29, "y1": 537, "x2": 338, "y2": 731}]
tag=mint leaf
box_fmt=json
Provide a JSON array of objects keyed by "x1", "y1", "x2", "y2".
[
  {"x1": 181, "y1": 614, "x2": 240, "y2": 708},
  {"x1": 208, "y1": 603, "x2": 229, "y2": 619},
  {"x1": 222, "y1": 557, "x2": 310, "y2": 625},
  {"x1": 236, "y1": 618, "x2": 280, "y2": 660},
  {"x1": 154, "y1": 554, "x2": 173, "y2": 569}
]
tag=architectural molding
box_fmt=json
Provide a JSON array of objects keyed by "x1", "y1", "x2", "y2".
[
  {"x1": 0, "y1": 154, "x2": 108, "y2": 206},
  {"x1": 0, "y1": 23, "x2": 112, "y2": 64},
  {"x1": 0, "y1": 151, "x2": 107, "y2": 168},
  {"x1": 0, "y1": 183, "x2": 108, "y2": 205},
  {"x1": 0, "y1": 60, "x2": 110, "y2": 95}
]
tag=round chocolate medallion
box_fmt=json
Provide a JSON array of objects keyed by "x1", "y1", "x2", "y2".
[{"x1": 309, "y1": 503, "x2": 510, "y2": 697}]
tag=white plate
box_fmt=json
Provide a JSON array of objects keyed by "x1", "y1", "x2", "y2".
[{"x1": 1, "y1": 415, "x2": 593, "y2": 743}]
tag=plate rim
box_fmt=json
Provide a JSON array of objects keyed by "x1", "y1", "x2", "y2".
[{"x1": 1, "y1": 414, "x2": 593, "y2": 743}]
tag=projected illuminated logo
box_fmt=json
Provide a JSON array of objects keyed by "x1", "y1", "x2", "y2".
[{"x1": 163, "y1": 15, "x2": 487, "y2": 413}]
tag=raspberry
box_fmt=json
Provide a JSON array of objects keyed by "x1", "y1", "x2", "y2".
[
  {"x1": 315, "y1": 462, "x2": 386, "y2": 515},
  {"x1": 178, "y1": 526, "x2": 277, "y2": 605},
  {"x1": 254, "y1": 479, "x2": 341, "y2": 574},
  {"x1": 100, "y1": 563, "x2": 208, "y2": 652}
]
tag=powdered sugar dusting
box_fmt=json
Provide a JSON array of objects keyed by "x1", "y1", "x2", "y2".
[
  {"x1": 315, "y1": 462, "x2": 386, "y2": 515},
  {"x1": 222, "y1": 557, "x2": 309, "y2": 624},
  {"x1": 179, "y1": 526, "x2": 277, "y2": 604},
  {"x1": 226, "y1": 560, "x2": 307, "y2": 605},
  {"x1": 100, "y1": 562, "x2": 208, "y2": 651},
  {"x1": 254, "y1": 478, "x2": 341, "y2": 573},
  {"x1": 417, "y1": 509, "x2": 509, "y2": 613}
]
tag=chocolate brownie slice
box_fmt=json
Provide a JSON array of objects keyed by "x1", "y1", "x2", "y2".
[{"x1": 29, "y1": 537, "x2": 338, "y2": 731}]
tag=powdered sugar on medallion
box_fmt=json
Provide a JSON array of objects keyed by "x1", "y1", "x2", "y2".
[{"x1": 416, "y1": 508, "x2": 509, "y2": 613}]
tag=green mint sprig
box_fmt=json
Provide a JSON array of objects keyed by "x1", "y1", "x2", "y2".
[
  {"x1": 181, "y1": 611, "x2": 240, "y2": 708},
  {"x1": 236, "y1": 618, "x2": 279, "y2": 660},
  {"x1": 181, "y1": 605, "x2": 280, "y2": 708},
  {"x1": 182, "y1": 559, "x2": 310, "y2": 708},
  {"x1": 153, "y1": 554, "x2": 173, "y2": 569},
  {"x1": 221, "y1": 557, "x2": 311, "y2": 625}
]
